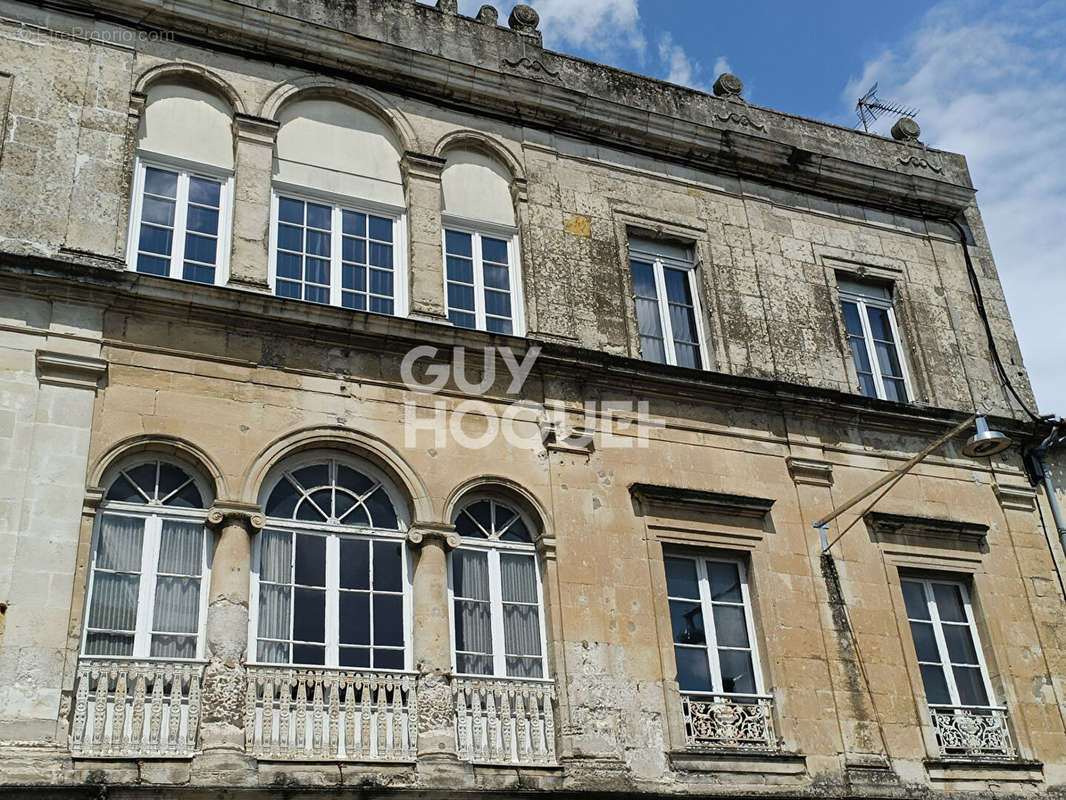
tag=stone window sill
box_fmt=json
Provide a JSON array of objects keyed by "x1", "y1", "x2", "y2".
[
  {"x1": 669, "y1": 748, "x2": 806, "y2": 774},
  {"x1": 925, "y1": 758, "x2": 1043, "y2": 783}
]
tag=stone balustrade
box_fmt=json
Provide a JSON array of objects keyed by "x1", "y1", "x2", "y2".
[
  {"x1": 452, "y1": 676, "x2": 556, "y2": 765},
  {"x1": 70, "y1": 659, "x2": 204, "y2": 758},
  {"x1": 680, "y1": 692, "x2": 778, "y2": 751},
  {"x1": 929, "y1": 704, "x2": 1015, "y2": 759},
  {"x1": 244, "y1": 666, "x2": 417, "y2": 761}
]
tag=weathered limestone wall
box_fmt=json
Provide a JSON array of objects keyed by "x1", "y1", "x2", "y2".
[{"x1": 0, "y1": 290, "x2": 104, "y2": 742}]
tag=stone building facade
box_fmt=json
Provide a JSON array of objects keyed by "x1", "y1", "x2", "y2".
[{"x1": 0, "y1": 0, "x2": 1065, "y2": 797}]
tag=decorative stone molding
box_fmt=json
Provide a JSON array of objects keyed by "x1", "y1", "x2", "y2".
[
  {"x1": 891, "y1": 117, "x2": 921, "y2": 142},
  {"x1": 402, "y1": 151, "x2": 447, "y2": 183},
  {"x1": 501, "y1": 56, "x2": 560, "y2": 79},
  {"x1": 631, "y1": 483, "x2": 775, "y2": 520},
  {"x1": 535, "y1": 535, "x2": 557, "y2": 560},
  {"x1": 407, "y1": 522, "x2": 460, "y2": 550},
  {"x1": 435, "y1": 0, "x2": 458, "y2": 13},
  {"x1": 508, "y1": 4, "x2": 541, "y2": 39},
  {"x1": 713, "y1": 73, "x2": 744, "y2": 99},
  {"x1": 865, "y1": 511, "x2": 988, "y2": 546},
  {"x1": 541, "y1": 422, "x2": 594, "y2": 456},
  {"x1": 476, "y1": 5, "x2": 498, "y2": 25},
  {"x1": 206, "y1": 502, "x2": 266, "y2": 531},
  {"x1": 35, "y1": 350, "x2": 107, "y2": 390},
  {"x1": 416, "y1": 670, "x2": 454, "y2": 735},
  {"x1": 995, "y1": 483, "x2": 1038, "y2": 512},
  {"x1": 232, "y1": 113, "x2": 279, "y2": 146},
  {"x1": 786, "y1": 456, "x2": 834, "y2": 487},
  {"x1": 632, "y1": 484, "x2": 775, "y2": 550}
]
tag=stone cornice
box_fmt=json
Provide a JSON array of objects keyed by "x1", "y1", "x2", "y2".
[
  {"x1": 786, "y1": 456, "x2": 834, "y2": 488},
  {"x1": 72, "y1": 0, "x2": 975, "y2": 217},
  {"x1": 35, "y1": 349, "x2": 107, "y2": 390},
  {"x1": 995, "y1": 483, "x2": 1038, "y2": 513},
  {"x1": 629, "y1": 484, "x2": 775, "y2": 521},
  {"x1": 864, "y1": 511, "x2": 988, "y2": 544},
  {"x1": 0, "y1": 257, "x2": 1038, "y2": 441}
]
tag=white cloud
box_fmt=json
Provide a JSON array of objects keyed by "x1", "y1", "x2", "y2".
[
  {"x1": 712, "y1": 56, "x2": 731, "y2": 78},
  {"x1": 844, "y1": 0, "x2": 1066, "y2": 414},
  {"x1": 525, "y1": 0, "x2": 645, "y2": 59},
  {"x1": 658, "y1": 32, "x2": 698, "y2": 87}
]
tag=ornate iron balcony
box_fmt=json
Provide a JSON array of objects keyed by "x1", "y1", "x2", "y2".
[
  {"x1": 244, "y1": 666, "x2": 416, "y2": 761},
  {"x1": 453, "y1": 676, "x2": 557, "y2": 765},
  {"x1": 681, "y1": 691, "x2": 779, "y2": 751},
  {"x1": 70, "y1": 659, "x2": 204, "y2": 758},
  {"x1": 929, "y1": 704, "x2": 1015, "y2": 759}
]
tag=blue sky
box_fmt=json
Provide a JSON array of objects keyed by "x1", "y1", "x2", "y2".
[{"x1": 436, "y1": 0, "x2": 1066, "y2": 415}]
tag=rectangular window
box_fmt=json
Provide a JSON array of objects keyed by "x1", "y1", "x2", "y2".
[
  {"x1": 902, "y1": 577, "x2": 994, "y2": 708},
  {"x1": 629, "y1": 237, "x2": 706, "y2": 369},
  {"x1": 254, "y1": 529, "x2": 407, "y2": 670},
  {"x1": 272, "y1": 193, "x2": 402, "y2": 315},
  {"x1": 838, "y1": 278, "x2": 911, "y2": 402},
  {"x1": 664, "y1": 554, "x2": 761, "y2": 695},
  {"x1": 128, "y1": 160, "x2": 230, "y2": 285},
  {"x1": 444, "y1": 227, "x2": 519, "y2": 334}
]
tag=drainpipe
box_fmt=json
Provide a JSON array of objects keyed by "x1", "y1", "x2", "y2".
[{"x1": 1032, "y1": 423, "x2": 1066, "y2": 554}]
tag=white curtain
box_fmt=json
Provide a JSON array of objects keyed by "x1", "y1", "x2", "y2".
[
  {"x1": 257, "y1": 531, "x2": 292, "y2": 663},
  {"x1": 85, "y1": 515, "x2": 144, "y2": 656},
  {"x1": 453, "y1": 549, "x2": 492, "y2": 673},
  {"x1": 150, "y1": 520, "x2": 203, "y2": 658},
  {"x1": 501, "y1": 553, "x2": 542, "y2": 678}
]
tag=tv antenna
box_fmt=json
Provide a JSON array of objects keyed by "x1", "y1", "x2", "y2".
[{"x1": 855, "y1": 83, "x2": 918, "y2": 132}]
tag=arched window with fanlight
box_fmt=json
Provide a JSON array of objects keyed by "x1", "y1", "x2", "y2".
[
  {"x1": 448, "y1": 497, "x2": 547, "y2": 679},
  {"x1": 251, "y1": 455, "x2": 410, "y2": 670},
  {"x1": 82, "y1": 459, "x2": 213, "y2": 660}
]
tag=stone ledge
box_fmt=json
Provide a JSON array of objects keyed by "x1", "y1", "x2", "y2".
[
  {"x1": 668, "y1": 748, "x2": 806, "y2": 775},
  {"x1": 924, "y1": 757, "x2": 1043, "y2": 783},
  {"x1": 35, "y1": 349, "x2": 107, "y2": 390}
]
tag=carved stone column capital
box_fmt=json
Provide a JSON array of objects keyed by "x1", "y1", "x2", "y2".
[
  {"x1": 232, "y1": 113, "x2": 279, "y2": 146},
  {"x1": 407, "y1": 522, "x2": 460, "y2": 550},
  {"x1": 206, "y1": 502, "x2": 266, "y2": 532},
  {"x1": 402, "y1": 151, "x2": 447, "y2": 183}
]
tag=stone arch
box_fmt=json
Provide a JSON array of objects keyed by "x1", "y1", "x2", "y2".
[
  {"x1": 259, "y1": 77, "x2": 416, "y2": 153},
  {"x1": 444, "y1": 475, "x2": 552, "y2": 541},
  {"x1": 433, "y1": 129, "x2": 525, "y2": 182},
  {"x1": 133, "y1": 62, "x2": 246, "y2": 115},
  {"x1": 240, "y1": 425, "x2": 432, "y2": 524},
  {"x1": 87, "y1": 434, "x2": 229, "y2": 501}
]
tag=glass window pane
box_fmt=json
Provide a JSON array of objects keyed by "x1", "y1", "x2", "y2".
[
  {"x1": 858, "y1": 372, "x2": 879, "y2": 398},
  {"x1": 339, "y1": 646, "x2": 370, "y2": 668},
  {"x1": 259, "y1": 532, "x2": 292, "y2": 584},
  {"x1": 373, "y1": 594, "x2": 404, "y2": 647},
  {"x1": 449, "y1": 310, "x2": 476, "y2": 329},
  {"x1": 669, "y1": 303, "x2": 697, "y2": 343},
  {"x1": 630, "y1": 260, "x2": 657, "y2": 297},
  {"x1": 141, "y1": 195, "x2": 175, "y2": 226},
  {"x1": 481, "y1": 237, "x2": 508, "y2": 263},
  {"x1": 266, "y1": 478, "x2": 300, "y2": 519},
  {"x1": 669, "y1": 600, "x2": 705, "y2": 645},
  {"x1": 944, "y1": 624, "x2": 979, "y2": 665},
  {"x1": 339, "y1": 591, "x2": 369, "y2": 645},
  {"x1": 849, "y1": 337, "x2": 873, "y2": 374},
  {"x1": 707, "y1": 562, "x2": 743, "y2": 603},
  {"x1": 87, "y1": 572, "x2": 140, "y2": 631},
  {"x1": 150, "y1": 634, "x2": 196, "y2": 659},
  {"x1": 483, "y1": 263, "x2": 510, "y2": 290},
  {"x1": 635, "y1": 298, "x2": 663, "y2": 337},
  {"x1": 868, "y1": 306, "x2": 892, "y2": 340},
  {"x1": 503, "y1": 604, "x2": 541, "y2": 659},
  {"x1": 663, "y1": 267, "x2": 693, "y2": 305},
  {"x1": 257, "y1": 584, "x2": 290, "y2": 640},
  {"x1": 841, "y1": 301, "x2": 864, "y2": 336},
  {"x1": 875, "y1": 340, "x2": 903, "y2": 378},
  {"x1": 157, "y1": 521, "x2": 202, "y2": 575},
  {"x1": 902, "y1": 581, "x2": 930, "y2": 619},
  {"x1": 506, "y1": 656, "x2": 543, "y2": 679},
  {"x1": 454, "y1": 600, "x2": 492, "y2": 657},
  {"x1": 452, "y1": 550, "x2": 489, "y2": 601},
  {"x1": 292, "y1": 588, "x2": 325, "y2": 643},
  {"x1": 304, "y1": 257, "x2": 330, "y2": 285},
  {"x1": 932, "y1": 584, "x2": 967, "y2": 623},
  {"x1": 664, "y1": 557, "x2": 699, "y2": 599},
  {"x1": 374, "y1": 648, "x2": 404, "y2": 670},
  {"x1": 278, "y1": 223, "x2": 302, "y2": 252},
  {"x1": 369, "y1": 268, "x2": 393, "y2": 297},
  {"x1": 910, "y1": 621, "x2": 941, "y2": 663},
  {"x1": 276, "y1": 252, "x2": 302, "y2": 281},
  {"x1": 139, "y1": 225, "x2": 173, "y2": 256},
  {"x1": 342, "y1": 238, "x2": 367, "y2": 265},
  {"x1": 368, "y1": 215, "x2": 392, "y2": 242},
  {"x1": 258, "y1": 640, "x2": 288, "y2": 664},
  {"x1": 294, "y1": 534, "x2": 326, "y2": 587},
  {"x1": 640, "y1": 336, "x2": 667, "y2": 364},
  {"x1": 718, "y1": 649, "x2": 756, "y2": 694},
  {"x1": 374, "y1": 540, "x2": 402, "y2": 592},
  {"x1": 182, "y1": 263, "x2": 215, "y2": 285},
  {"x1": 306, "y1": 203, "x2": 331, "y2": 230},
  {"x1": 500, "y1": 553, "x2": 537, "y2": 603},
  {"x1": 919, "y1": 663, "x2": 952, "y2": 705},
  {"x1": 447, "y1": 256, "x2": 474, "y2": 284},
  {"x1": 485, "y1": 316, "x2": 513, "y2": 334},
  {"x1": 106, "y1": 475, "x2": 143, "y2": 504},
  {"x1": 144, "y1": 167, "x2": 178, "y2": 198},
  {"x1": 500, "y1": 517, "x2": 532, "y2": 544},
  {"x1": 186, "y1": 205, "x2": 219, "y2": 235},
  {"x1": 369, "y1": 242, "x2": 392, "y2": 268},
  {"x1": 136, "y1": 254, "x2": 170, "y2": 276},
  {"x1": 674, "y1": 647, "x2": 712, "y2": 692},
  {"x1": 363, "y1": 488, "x2": 398, "y2": 529},
  {"x1": 96, "y1": 516, "x2": 144, "y2": 571},
  {"x1": 448, "y1": 283, "x2": 476, "y2": 313},
  {"x1": 86, "y1": 632, "x2": 134, "y2": 656},
  {"x1": 342, "y1": 264, "x2": 367, "y2": 293},
  {"x1": 184, "y1": 233, "x2": 217, "y2": 265},
  {"x1": 292, "y1": 644, "x2": 325, "y2": 665},
  {"x1": 484, "y1": 289, "x2": 511, "y2": 318},
  {"x1": 342, "y1": 211, "x2": 366, "y2": 237},
  {"x1": 188, "y1": 177, "x2": 220, "y2": 207},
  {"x1": 883, "y1": 377, "x2": 907, "y2": 403},
  {"x1": 675, "y1": 342, "x2": 702, "y2": 370},
  {"x1": 712, "y1": 605, "x2": 750, "y2": 649},
  {"x1": 152, "y1": 576, "x2": 200, "y2": 633},
  {"x1": 369, "y1": 298, "x2": 394, "y2": 316},
  {"x1": 340, "y1": 538, "x2": 369, "y2": 590},
  {"x1": 276, "y1": 280, "x2": 300, "y2": 299},
  {"x1": 457, "y1": 653, "x2": 493, "y2": 675},
  {"x1": 445, "y1": 229, "x2": 472, "y2": 257},
  {"x1": 953, "y1": 666, "x2": 989, "y2": 706},
  {"x1": 278, "y1": 196, "x2": 303, "y2": 224}
]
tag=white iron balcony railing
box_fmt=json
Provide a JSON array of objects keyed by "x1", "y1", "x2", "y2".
[
  {"x1": 70, "y1": 659, "x2": 204, "y2": 758},
  {"x1": 244, "y1": 666, "x2": 416, "y2": 761},
  {"x1": 453, "y1": 676, "x2": 556, "y2": 765},
  {"x1": 929, "y1": 704, "x2": 1015, "y2": 759},
  {"x1": 681, "y1": 691, "x2": 779, "y2": 751}
]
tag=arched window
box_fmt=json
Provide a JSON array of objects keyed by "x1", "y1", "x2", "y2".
[
  {"x1": 449, "y1": 498, "x2": 546, "y2": 678},
  {"x1": 269, "y1": 98, "x2": 407, "y2": 315},
  {"x1": 82, "y1": 459, "x2": 213, "y2": 659},
  {"x1": 441, "y1": 148, "x2": 523, "y2": 335},
  {"x1": 127, "y1": 82, "x2": 234, "y2": 285},
  {"x1": 252, "y1": 456, "x2": 410, "y2": 670}
]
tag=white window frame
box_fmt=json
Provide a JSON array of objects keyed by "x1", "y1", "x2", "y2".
[
  {"x1": 446, "y1": 501, "x2": 547, "y2": 680},
  {"x1": 838, "y1": 280, "x2": 913, "y2": 402},
  {"x1": 248, "y1": 453, "x2": 413, "y2": 671},
  {"x1": 627, "y1": 238, "x2": 710, "y2": 369},
  {"x1": 268, "y1": 183, "x2": 409, "y2": 317},
  {"x1": 665, "y1": 552, "x2": 765, "y2": 697},
  {"x1": 442, "y1": 215, "x2": 525, "y2": 337},
  {"x1": 126, "y1": 151, "x2": 234, "y2": 286},
  {"x1": 81, "y1": 462, "x2": 213, "y2": 662},
  {"x1": 903, "y1": 577, "x2": 997, "y2": 709}
]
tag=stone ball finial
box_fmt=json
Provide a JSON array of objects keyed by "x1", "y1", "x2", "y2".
[
  {"x1": 508, "y1": 4, "x2": 540, "y2": 33},
  {"x1": 435, "y1": 0, "x2": 458, "y2": 13},
  {"x1": 713, "y1": 73, "x2": 744, "y2": 99},
  {"x1": 476, "y1": 4, "x2": 499, "y2": 24},
  {"x1": 891, "y1": 116, "x2": 921, "y2": 142}
]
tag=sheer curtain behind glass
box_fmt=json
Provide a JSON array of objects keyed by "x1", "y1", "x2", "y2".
[
  {"x1": 256, "y1": 530, "x2": 293, "y2": 663},
  {"x1": 150, "y1": 520, "x2": 204, "y2": 658},
  {"x1": 453, "y1": 549, "x2": 492, "y2": 674},
  {"x1": 501, "y1": 553, "x2": 542, "y2": 678},
  {"x1": 86, "y1": 515, "x2": 144, "y2": 656}
]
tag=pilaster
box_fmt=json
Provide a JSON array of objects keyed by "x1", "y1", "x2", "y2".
[
  {"x1": 229, "y1": 114, "x2": 279, "y2": 292},
  {"x1": 402, "y1": 152, "x2": 449, "y2": 323}
]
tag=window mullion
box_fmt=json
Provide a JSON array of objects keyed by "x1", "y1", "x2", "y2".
[
  {"x1": 925, "y1": 580, "x2": 961, "y2": 706},
  {"x1": 288, "y1": 531, "x2": 296, "y2": 658},
  {"x1": 330, "y1": 206, "x2": 342, "y2": 307},
  {"x1": 326, "y1": 534, "x2": 339, "y2": 666},
  {"x1": 134, "y1": 515, "x2": 160, "y2": 658},
  {"x1": 653, "y1": 260, "x2": 677, "y2": 366},
  {"x1": 488, "y1": 549, "x2": 507, "y2": 677},
  {"x1": 171, "y1": 172, "x2": 190, "y2": 281}
]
